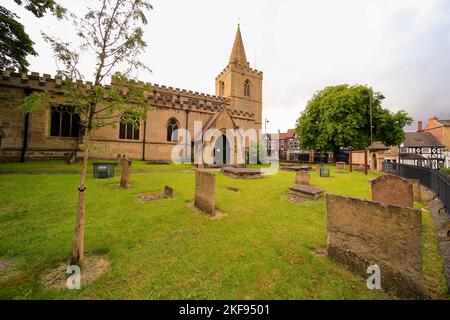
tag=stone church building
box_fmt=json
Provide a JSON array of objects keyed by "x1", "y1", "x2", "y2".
[{"x1": 0, "y1": 26, "x2": 263, "y2": 164}]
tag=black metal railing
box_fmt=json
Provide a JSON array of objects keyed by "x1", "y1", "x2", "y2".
[{"x1": 382, "y1": 162, "x2": 449, "y2": 215}]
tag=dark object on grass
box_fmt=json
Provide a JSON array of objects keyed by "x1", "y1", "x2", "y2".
[{"x1": 93, "y1": 163, "x2": 115, "y2": 179}]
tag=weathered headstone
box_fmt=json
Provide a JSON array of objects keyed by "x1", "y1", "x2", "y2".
[
  {"x1": 164, "y1": 185, "x2": 173, "y2": 197},
  {"x1": 116, "y1": 154, "x2": 123, "y2": 165},
  {"x1": 371, "y1": 175, "x2": 414, "y2": 208},
  {"x1": 120, "y1": 158, "x2": 132, "y2": 189},
  {"x1": 295, "y1": 171, "x2": 310, "y2": 185},
  {"x1": 327, "y1": 193, "x2": 424, "y2": 298},
  {"x1": 315, "y1": 165, "x2": 324, "y2": 174},
  {"x1": 195, "y1": 170, "x2": 216, "y2": 215},
  {"x1": 407, "y1": 179, "x2": 421, "y2": 202},
  {"x1": 66, "y1": 152, "x2": 77, "y2": 165},
  {"x1": 336, "y1": 162, "x2": 345, "y2": 170}
]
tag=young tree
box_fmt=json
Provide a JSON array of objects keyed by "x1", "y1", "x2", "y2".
[
  {"x1": 22, "y1": 0, "x2": 153, "y2": 267},
  {"x1": 0, "y1": 1, "x2": 64, "y2": 69},
  {"x1": 296, "y1": 84, "x2": 413, "y2": 152}
]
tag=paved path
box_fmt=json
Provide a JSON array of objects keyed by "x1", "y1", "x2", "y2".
[{"x1": 423, "y1": 186, "x2": 450, "y2": 293}]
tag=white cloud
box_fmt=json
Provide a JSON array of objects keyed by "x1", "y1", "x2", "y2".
[{"x1": 5, "y1": 0, "x2": 450, "y2": 133}]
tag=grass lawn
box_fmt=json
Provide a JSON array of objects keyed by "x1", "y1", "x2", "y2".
[
  {"x1": 0, "y1": 160, "x2": 194, "y2": 174},
  {"x1": 0, "y1": 163, "x2": 448, "y2": 299}
]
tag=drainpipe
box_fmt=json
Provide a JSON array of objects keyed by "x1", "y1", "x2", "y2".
[
  {"x1": 21, "y1": 88, "x2": 33, "y2": 162},
  {"x1": 142, "y1": 120, "x2": 147, "y2": 161}
]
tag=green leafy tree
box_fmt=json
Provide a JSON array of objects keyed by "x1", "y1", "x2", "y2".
[
  {"x1": 0, "y1": 1, "x2": 64, "y2": 69},
  {"x1": 296, "y1": 84, "x2": 413, "y2": 152},
  {"x1": 22, "y1": 0, "x2": 153, "y2": 267}
]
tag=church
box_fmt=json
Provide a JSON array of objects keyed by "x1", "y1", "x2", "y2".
[{"x1": 0, "y1": 26, "x2": 263, "y2": 164}]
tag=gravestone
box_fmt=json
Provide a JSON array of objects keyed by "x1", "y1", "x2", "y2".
[
  {"x1": 116, "y1": 154, "x2": 123, "y2": 165},
  {"x1": 289, "y1": 184, "x2": 325, "y2": 200},
  {"x1": 371, "y1": 175, "x2": 414, "y2": 208},
  {"x1": 66, "y1": 152, "x2": 77, "y2": 165},
  {"x1": 120, "y1": 158, "x2": 132, "y2": 189},
  {"x1": 407, "y1": 179, "x2": 421, "y2": 202},
  {"x1": 315, "y1": 165, "x2": 324, "y2": 174},
  {"x1": 195, "y1": 170, "x2": 216, "y2": 215},
  {"x1": 326, "y1": 193, "x2": 423, "y2": 298},
  {"x1": 336, "y1": 162, "x2": 346, "y2": 170},
  {"x1": 164, "y1": 185, "x2": 173, "y2": 197},
  {"x1": 295, "y1": 171, "x2": 310, "y2": 185}
]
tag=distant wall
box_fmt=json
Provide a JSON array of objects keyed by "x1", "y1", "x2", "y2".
[{"x1": 327, "y1": 193, "x2": 424, "y2": 298}]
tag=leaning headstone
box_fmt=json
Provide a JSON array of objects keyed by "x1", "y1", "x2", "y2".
[
  {"x1": 195, "y1": 170, "x2": 216, "y2": 215},
  {"x1": 120, "y1": 158, "x2": 132, "y2": 189},
  {"x1": 371, "y1": 175, "x2": 413, "y2": 208},
  {"x1": 295, "y1": 171, "x2": 310, "y2": 185},
  {"x1": 327, "y1": 193, "x2": 423, "y2": 298}
]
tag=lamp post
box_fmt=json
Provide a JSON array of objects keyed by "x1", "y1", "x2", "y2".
[{"x1": 367, "y1": 87, "x2": 385, "y2": 145}]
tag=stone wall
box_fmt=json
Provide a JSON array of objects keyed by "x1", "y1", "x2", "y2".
[
  {"x1": 327, "y1": 193, "x2": 424, "y2": 298},
  {"x1": 0, "y1": 70, "x2": 259, "y2": 162},
  {"x1": 195, "y1": 170, "x2": 216, "y2": 215},
  {"x1": 371, "y1": 174, "x2": 414, "y2": 207}
]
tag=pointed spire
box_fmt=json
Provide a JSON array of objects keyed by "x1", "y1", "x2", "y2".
[{"x1": 229, "y1": 24, "x2": 248, "y2": 66}]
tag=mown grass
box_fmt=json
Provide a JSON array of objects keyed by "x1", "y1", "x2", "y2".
[
  {"x1": 0, "y1": 164, "x2": 448, "y2": 300},
  {"x1": 0, "y1": 160, "x2": 194, "y2": 174}
]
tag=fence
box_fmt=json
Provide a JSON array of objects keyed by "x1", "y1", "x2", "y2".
[{"x1": 382, "y1": 162, "x2": 449, "y2": 216}]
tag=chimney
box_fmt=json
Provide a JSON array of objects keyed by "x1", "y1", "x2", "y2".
[{"x1": 417, "y1": 121, "x2": 423, "y2": 132}]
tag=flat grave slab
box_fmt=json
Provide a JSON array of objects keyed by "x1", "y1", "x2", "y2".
[
  {"x1": 281, "y1": 165, "x2": 312, "y2": 171},
  {"x1": 221, "y1": 167, "x2": 263, "y2": 179},
  {"x1": 289, "y1": 184, "x2": 325, "y2": 200}
]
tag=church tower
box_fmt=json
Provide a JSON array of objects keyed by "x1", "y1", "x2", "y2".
[{"x1": 215, "y1": 25, "x2": 263, "y2": 130}]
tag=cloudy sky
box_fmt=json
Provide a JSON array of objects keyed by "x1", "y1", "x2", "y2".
[{"x1": 5, "y1": 0, "x2": 450, "y2": 133}]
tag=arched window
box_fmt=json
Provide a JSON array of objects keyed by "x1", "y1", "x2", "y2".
[
  {"x1": 219, "y1": 81, "x2": 225, "y2": 96},
  {"x1": 167, "y1": 118, "x2": 179, "y2": 142},
  {"x1": 119, "y1": 113, "x2": 140, "y2": 140},
  {"x1": 50, "y1": 105, "x2": 80, "y2": 137},
  {"x1": 244, "y1": 80, "x2": 250, "y2": 97}
]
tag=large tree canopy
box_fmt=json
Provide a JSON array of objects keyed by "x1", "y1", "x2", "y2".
[
  {"x1": 296, "y1": 84, "x2": 413, "y2": 152},
  {"x1": 0, "y1": 0, "x2": 63, "y2": 70}
]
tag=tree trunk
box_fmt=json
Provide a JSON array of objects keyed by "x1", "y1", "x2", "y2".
[{"x1": 71, "y1": 129, "x2": 91, "y2": 267}]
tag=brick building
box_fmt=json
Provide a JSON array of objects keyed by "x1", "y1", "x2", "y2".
[
  {"x1": 0, "y1": 26, "x2": 263, "y2": 164},
  {"x1": 419, "y1": 117, "x2": 450, "y2": 168}
]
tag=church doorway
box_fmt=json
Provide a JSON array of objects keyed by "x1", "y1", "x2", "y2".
[
  {"x1": 372, "y1": 154, "x2": 378, "y2": 171},
  {"x1": 214, "y1": 134, "x2": 231, "y2": 165}
]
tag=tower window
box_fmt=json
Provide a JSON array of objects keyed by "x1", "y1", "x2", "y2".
[
  {"x1": 219, "y1": 81, "x2": 225, "y2": 96},
  {"x1": 50, "y1": 105, "x2": 80, "y2": 138},
  {"x1": 244, "y1": 80, "x2": 250, "y2": 97},
  {"x1": 167, "y1": 118, "x2": 179, "y2": 142},
  {"x1": 119, "y1": 113, "x2": 140, "y2": 140}
]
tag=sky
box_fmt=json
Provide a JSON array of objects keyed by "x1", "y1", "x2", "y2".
[{"x1": 5, "y1": 0, "x2": 450, "y2": 133}]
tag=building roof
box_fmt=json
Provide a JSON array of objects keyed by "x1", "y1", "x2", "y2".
[
  {"x1": 437, "y1": 119, "x2": 450, "y2": 127},
  {"x1": 229, "y1": 25, "x2": 248, "y2": 66},
  {"x1": 367, "y1": 141, "x2": 390, "y2": 151},
  {"x1": 403, "y1": 132, "x2": 444, "y2": 147}
]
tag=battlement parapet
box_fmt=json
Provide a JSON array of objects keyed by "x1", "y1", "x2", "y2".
[
  {"x1": 215, "y1": 62, "x2": 263, "y2": 81},
  {"x1": 1, "y1": 69, "x2": 253, "y2": 119}
]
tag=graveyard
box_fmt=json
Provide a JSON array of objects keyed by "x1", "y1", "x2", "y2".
[{"x1": 0, "y1": 161, "x2": 448, "y2": 300}]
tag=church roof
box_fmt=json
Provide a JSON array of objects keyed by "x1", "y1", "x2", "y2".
[{"x1": 229, "y1": 25, "x2": 248, "y2": 66}]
